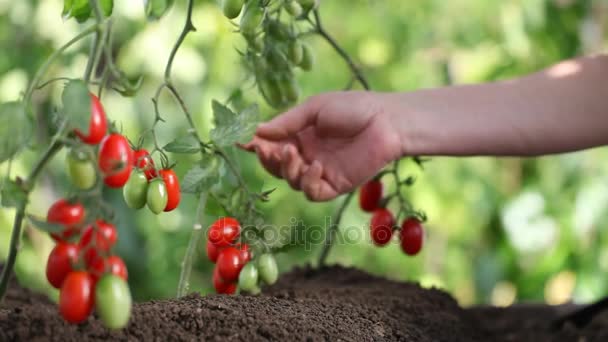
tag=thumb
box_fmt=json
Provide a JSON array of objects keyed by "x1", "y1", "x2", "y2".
[{"x1": 256, "y1": 97, "x2": 320, "y2": 140}]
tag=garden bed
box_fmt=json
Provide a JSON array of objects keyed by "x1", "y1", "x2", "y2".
[{"x1": 1, "y1": 265, "x2": 606, "y2": 341}]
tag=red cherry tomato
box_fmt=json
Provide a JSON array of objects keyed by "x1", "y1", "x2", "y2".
[
  {"x1": 133, "y1": 149, "x2": 156, "y2": 180},
  {"x1": 359, "y1": 180, "x2": 383, "y2": 212},
  {"x1": 400, "y1": 218, "x2": 424, "y2": 256},
  {"x1": 207, "y1": 217, "x2": 240, "y2": 248},
  {"x1": 216, "y1": 247, "x2": 244, "y2": 283},
  {"x1": 206, "y1": 240, "x2": 223, "y2": 263},
  {"x1": 212, "y1": 266, "x2": 237, "y2": 294},
  {"x1": 59, "y1": 271, "x2": 94, "y2": 324},
  {"x1": 159, "y1": 169, "x2": 180, "y2": 212},
  {"x1": 236, "y1": 243, "x2": 252, "y2": 263},
  {"x1": 79, "y1": 220, "x2": 118, "y2": 252},
  {"x1": 47, "y1": 199, "x2": 85, "y2": 242},
  {"x1": 89, "y1": 255, "x2": 128, "y2": 283},
  {"x1": 74, "y1": 93, "x2": 108, "y2": 145},
  {"x1": 46, "y1": 243, "x2": 79, "y2": 289},
  {"x1": 98, "y1": 134, "x2": 134, "y2": 188},
  {"x1": 370, "y1": 208, "x2": 395, "y2": 246}
]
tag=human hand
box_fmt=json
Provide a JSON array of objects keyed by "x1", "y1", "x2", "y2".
[{"x1": 243, "y1": 91, "x2": 404, "y2": 201}]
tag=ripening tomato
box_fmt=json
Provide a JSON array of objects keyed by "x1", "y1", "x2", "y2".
[
  {"x1": 79, "y1": 220, "x2": 118, "y2": 252},
  {"x1": 95, "y1": 275, "x2": 132, "y2": 330},
  {"x1": 46, "y1": 243, "x2": 79, "y2": 289},
  {"x1": 123, "y1": 170, "x2": 148, "y2": 209},
  {"x1": 257, "y1": 253, "x2": 278, "y2": 285},
  {"x1": 216, "y1": 247, "x2": 244, "y2": 283},
  {"x1": 133, "y1": 149, "x2": 156, "y2": 180},
  {"x1": 206, "y1": 240, "x2": 223, "y2": 263},
  {"x1": 159, "y1": 169, "x2": 180, "y2": 212},
  {"x1": 47, "y1": 199, "x2": 85, "y2": 242},
  {"x1": 213, "y1": 266, "x2": 237, "y2": 294},
  {"x1": 89, "y1": 255, "x2": 128, "y2": 283},
  {"x1": 59, "y1": 271, "x2": 94, "y2": 324},
  {"x1": 146, "y1": 178, "x2": 168, "y2": 215},
  {"x1": 74, "y1": 93, "x2": 108, "y2": 145},
  {"x1": 207, "y1": 217, "x2": 240, "y2": 248},
  {"x1": 359, "y1": 180, "x2": 383, "y2": 212},
  {"x1": 370, "y1": 208, "x2": 394, "y2": 246},
  {"x1": 98, "y1": 134, "x2": 134, "y2": 188},
  {"x1": 400, "y1": 218, "x2": 424, "y2": 256}
]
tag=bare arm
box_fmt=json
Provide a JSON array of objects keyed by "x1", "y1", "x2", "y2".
[{"x1": 388, "y1": 55, "x2": 608, "y2": 157}]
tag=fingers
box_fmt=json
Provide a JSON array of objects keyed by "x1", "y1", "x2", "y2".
[
  {"x1": 281, "y1": 144, "x2": 304, "y2": 190},
  {"x1": 299, "y1": 160, "x2": 339, "y2": 202},
  {"x1": 256, "y1": 97, "x2": 320, "y2": 140}
]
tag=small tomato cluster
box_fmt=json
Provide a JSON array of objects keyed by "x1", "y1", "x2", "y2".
[
  {"x1": 206, "y1": 217, "x2": 278, "y2": 294},
  {"x1": 359, "y1": 180, "x2": 425, "y2": 255}
]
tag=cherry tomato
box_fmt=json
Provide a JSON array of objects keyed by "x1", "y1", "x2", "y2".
[
  {"x1": 370, "y1": 208, "x2": 394, "y2": 246},
  {"x1": 74, "y1": 93, "x2": 107, "y2": 145},
  {"x1": 123, "y1": 170, "x2": 148, "y2": 209},
  {"x1": 47, "y1": 199, "x2": 85, "y2": 242},
  {"x1": 216, "y1": 247, "x2": 244, "y2": 283},
  {"x1": 133, "y1": 149, "x2": 156, "y2": 180},
  {"x1": 207, "y1": 217, "x2": 240, "y2": 248},
  {"x1": 236, "y1": 243, "x2": 252, "y2": 263},
  {"x1": 238, "y1": 262, "x2": 258, "y2": 292},
  {"x1": 359, "y1": 179, "x2": 383, "y2": 212},
  {"x1": 240, "y1": 0, "x2": 264, "y2": 36},
  {"x1": 279, "y1": 76, "x2": 300, "y2": 104},
  {"x1": 59, "y1": 271, "x2": 94, "y2": 324},
  {"x1": 79, "y1": 220, "x2": 117, "y2": 252},
  {"x1": 257, "y1": 253, "x2": 278, "y2": 285},
  {"x1": 89, "y1": 255, "x2": 128, "y2": 284},
  {"x1": 221, "y1": 0, "x2": 244, "y2": 19},
  {"x1": 400, "y1": 218, "x2": 424, "y2": 256},
  {"x1": 146, "y1": 178, "x2": 168, "y2": 214},
  {"x1": 66, "y1": 148, "x2": 96, "y2": 190},
  {"x1": 159, "y1": 169, "x2": 180, "y2": 212},
  {"x1": 213, "y1": 266, "x2": 237, "y2": 294},
  {"x1": 206, "y1": 240, "x2": 223, "y2": 263},
  {"x1": 98, "y1": 134, "x2": 134, "y2": 188},
  {"x1": 297, "y1": 0, "x2": 318, "y2": 12},
  {"x1": 46, "y1": 243, "x2": 79, "y2": 289},
  {"x1": 288, "y1": 40, "x2": 303, "y2": 65},
  {"x1": 299, "y1": 43, "x2": 314, "y2": 71},
  {"x1": 285, "y1": 1, "x2": 302, "y2": 17},
  {"x1": 95, "y1": 275, "x2": 132, "y2": 330}
]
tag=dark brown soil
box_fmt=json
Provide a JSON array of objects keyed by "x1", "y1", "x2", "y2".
[{"x1": 1, "y1": 265, "x2": 607, "y2": 341}]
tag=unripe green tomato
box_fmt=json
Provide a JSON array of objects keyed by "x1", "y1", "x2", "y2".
[
  {"x1": 66, "y1": 149, "x2": 96, "y2": 190},
  {"x1": 123, "y1": 170, "x2": 148, "y2": 210},
  {"x1": 285, "y1": 1, "x2": 303, "y2": 17},
  {"x1": 267, "y1": 48, "x2": 290, "y2": 71},
  {"x1": 257, "y1": 254, "x2": 278, "y2": 285},
  {"x1": 222, "y1": 0, "x2": 244, "y2": 19},
  {"x1": 297, "y1": 0, "x2": 318, "y2": 12},
  {"x1": 288, "y1": 40, "x2": 303, "y2": 65},
  {"x1": 249, "y1": 35, "x2": 264, "y2": 52},
  {"x1": 258, "y1": 77, "x2": 284, "y2": 109},
  {"x1": 268, "y1": 20, "x2": 290, "y2": 41},
  {"x1": 299, "y1": 43, "x2": 314, "y2": 71},
  {"x1": 146, "y1": 178, "x2": 168, "y2": 215},
  {"x1": 240, "y1": 1, "x2": 265, "y2": 37},
  {"x1": 95, "y1": 275, "x2": 132, "y2": 330},
  {"x1": 238, "y1": 262, "x2": 259, "y2": 292},
  {"x1": 279, "y1": 76, "x2": 300, "y2": 104}
]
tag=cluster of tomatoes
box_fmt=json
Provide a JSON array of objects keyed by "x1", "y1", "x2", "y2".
[
  {"x1": 359, "y1": 179, "x2": 425, "y2": 255},
  {"x1": 206, "y1": 217, "x2": 278, "y2": 294}
]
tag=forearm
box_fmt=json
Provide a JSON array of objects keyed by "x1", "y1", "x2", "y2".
[{"x1": 385, "y1": 55, "x2": 608, "y2": 157}]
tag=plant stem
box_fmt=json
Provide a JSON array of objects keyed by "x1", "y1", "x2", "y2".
[
  {"x1": 83, "y1": 29, "x2": 101, "y2": 83},
  {"x1": 312, "y1": 9, "x2": 370, "y2": 91},
  {"x1": 177, "y1": 193, "x2": 207, "y2": 298},
  {"x1": 23, "y1": 24, "x2": 98, "y2": 104},
  {"x1": 164, "y1": 0, "x2": 196, "y2": 81},
  {"x1": 318, "y1": 191, "x2": 355, "y2": 266}
]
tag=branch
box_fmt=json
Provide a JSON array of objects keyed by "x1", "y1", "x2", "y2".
[{"x1": 318, "y1": 191, "x2": 355, "y2": 266}]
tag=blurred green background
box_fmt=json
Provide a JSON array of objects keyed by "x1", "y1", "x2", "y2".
[{"x1": 1, "y1": 0, "x2": 608, "y2": 307}]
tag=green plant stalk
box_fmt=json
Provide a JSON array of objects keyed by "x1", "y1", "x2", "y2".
[
  {"x1": 0, "y1": 139, "x2": 64, "y2": 305},
  {"x1": 318, "y1": 191, "x2": 355, "y2": 266},
  {"x1": 177, "y1": 193, "x2": 207, "y2": 298}
]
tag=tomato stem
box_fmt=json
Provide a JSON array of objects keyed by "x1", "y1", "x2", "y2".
[{"x1": 318, "y1": 191, "x2": 355, "y2": 266}]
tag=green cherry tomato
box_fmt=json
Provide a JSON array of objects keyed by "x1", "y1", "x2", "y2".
[
  {"x1": 146, "y1": 178, "x2": 168, "y2": 214},
  {"x1": 257, "y1": 254, "x2": 278, "y2": 285},
  {"x1": 258, "y1": 76, "x2": 285, "y2": 109},
  {"x1": 288, "y1": 40, "x2": 303, "y2": 65},
  {"x1": 222, "y1": 0, "x2": 244, "y2": 19},
  {"x1": 240, "y1": 0, "x2": 264, "y2": 37},
  {"x1": 279, "y1": 75, "x2": 300, "y2": 104},
  {"x1": 66, "y1": 149, "x2": 96, "y2": 190},
  {"x1": 238, "y1": 262, "x2": 259, "y2": 292},
  {"x1": 95, "y1": 275, "x2": 132, "y2": 330},
  {"x1": 297, "y1": 0, "x2": 318, "y2": 12},
  {"x1": 123, "y1": 170, "x2": 148, "y2": 210},
  {"x1": 299, "y1": 43, "x2": 314, "y2": 71},
  {"x1": 285, "y1": 1, "x2": 303, "y2": 17}
]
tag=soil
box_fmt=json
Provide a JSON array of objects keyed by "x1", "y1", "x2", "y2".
[{"x1": 1, "y1": 265, "x2": 607, "y2": 341}]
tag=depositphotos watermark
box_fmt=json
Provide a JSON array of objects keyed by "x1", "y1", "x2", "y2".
[{"x1": 225, "y1": 216, "x2": 392, "y2": 252}]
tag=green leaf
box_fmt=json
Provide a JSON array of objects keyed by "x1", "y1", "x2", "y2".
[
  {"x1": 62, "y1": 0, "x2": 74, "y2": 17},
  {"x1": 210, "y1": 104, "x2": 260, "y2": 148},
  {"x1": 0, "y1": 102, "x2": 33, "y2": 164},
  {"x1": 28, "y1": 215, "x2": 65, "y2": 234},
  {"x1": 62, "y1": 0, "x2": 92, "y2": 22},
  {"x1": 0, "y1": 179, "x2": 28, "y2": 208},
  {"x1": 145, "y1": 0, "x2": 175, "y2": 20},
  {"x1": 62, "y1": 80, "x2": 90, "y2": 132},
  {"x1": 163, "y1": 134, "x2": 201, "y2": 154},
  {"x1": 212, "y1": 100, "x2": 237, "y2": 128},
  {"x1": 181, "y1": 155, "x2": 221, "y2": 194},
  {"x1": 100, "y1": 0, "x2": 114, "y2": 16},
  {"x1": 204, "y1": 194, "x2": 226, "y2": 216}
]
